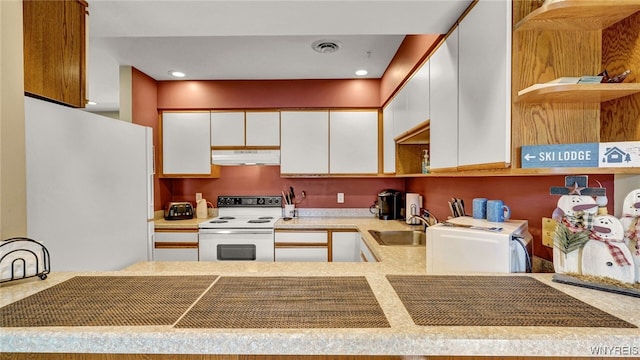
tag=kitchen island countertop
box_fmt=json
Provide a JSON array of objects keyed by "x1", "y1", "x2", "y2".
[{"x1": 1, "y1": 217, "x2": 639, "y2": 358}]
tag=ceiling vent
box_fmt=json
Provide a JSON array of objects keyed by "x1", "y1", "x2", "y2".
[{"x1": 312, "y1": 40, "x2": 342, "y2": 54}]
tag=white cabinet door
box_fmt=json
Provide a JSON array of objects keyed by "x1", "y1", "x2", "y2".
[
  {"x1": 406, "y1": 60, "x2": 430, "y2": 129},
  {"x1": 458, "y1": 0, "x2": 511, "y2": 167},
  {"x1": 153, "y1": 231, "x2": 199, "y2": 261},
  {"x1": 246, "y1": 111, "x2": 280, "y2": 146},
  {"x1": 332, "y1": 231, "x2": 360, "y2": 262},
  {"x1": 329, "y1": 110, "x2": 378, "y2": 174},
  {"x1": 162, "y1": 111, "x2": 211, "y2": 175},
  {"x1": 382, "y1": 103, "x2": 395, "y2": 174},
  {"x1": 275, "y1": 231, "x2": 328, "y2": 262},
  {"x1": 392, "y1": 83, "x2": 410, "y2": 137},
  {"x1": 280, "y1": 111, "x2": 329, "y2": 174},
  {"x1": 210, "y1": 111, "x2": 245, "y2": 146},
  {"x1": 275, "y1": 247, "x2": 328, "y2": 262},
  {"x1": 429, "y1": 28, "x2": 459, "y2": 170},
  {"x1": 359, "y1": 237, "x2": 377, "y2": 262}
]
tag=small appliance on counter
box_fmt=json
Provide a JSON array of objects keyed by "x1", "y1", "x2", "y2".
[
  {"x1": 376, "y1": 189, "x2": 403, "y2": 220},
  {"x1": 426, "y1": 217, "x2": 531, "y2": 274},
  {"x1": 164, "y1": 202, "x2": 194, "y2": 220},
  {"x1": 406, "y1": 193, "x2": 423, "y2": 224}
]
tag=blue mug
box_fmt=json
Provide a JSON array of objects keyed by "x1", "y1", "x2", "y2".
[
  {"x1": 472, "y1": 198, "x2": 488, "y2": 219},
  {"x1": 487, "y1": 200, "x2": 511, "y2": 222}
]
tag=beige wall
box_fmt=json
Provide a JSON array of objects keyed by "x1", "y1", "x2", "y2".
[{"x1": 0, "y1": 0, "x2": 27, "y2": 238}]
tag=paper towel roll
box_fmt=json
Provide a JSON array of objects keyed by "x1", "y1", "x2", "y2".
[{"x1": 406, "y1": 193, "x2": 422, "y2": 224}]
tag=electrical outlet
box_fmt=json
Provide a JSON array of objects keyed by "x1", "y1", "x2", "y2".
[{"x1": 337, "y1": 193, "x2": 344, "y2": 203}]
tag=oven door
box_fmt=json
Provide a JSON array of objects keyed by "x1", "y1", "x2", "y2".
[{"x1": 198, "y1": 229, "x2": 274, "y2": 261}]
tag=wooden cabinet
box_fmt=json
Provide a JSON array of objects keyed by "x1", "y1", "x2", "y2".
[
  {"x1": 161, "y1": 111, "x2": 220, "y2": 177},
  {"x1": 153, "y1": 229, "x2": 199, "y2": 261},
  {"x1": 211, "y1": 111, "x2": 280, "y2": 148},
  {"x1": 331, "y1": 231, "x2": 360, "y2": 262},
  {"x1": 457, "y1": 0, "x2": 511, "y2": 169},
  {"x1": 429, "y1": 27, "x2": 459, "y2": 171},
  {"x1": 280, "y1": 111, "x2": 329, "y2": 174},
  {"x1": 210, "y1": 111, "x2": 245, "y2": 147},
  {"x1": 274, "y1": 230, "x2": 328, "y2": 262},
  {"x1": 23, "y1": 0, "x2": 88, "y2": 108},
  {"x1": 329, "y1": 110, "x2": 379, "y2": 174},
  {"x1": 512, "y1": 0, "x2": 640, "y2": 173}
]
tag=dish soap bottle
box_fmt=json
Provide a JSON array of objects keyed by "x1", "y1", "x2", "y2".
[{"x1": 421, "y1": 149, "x2": 430, "y2": 174}]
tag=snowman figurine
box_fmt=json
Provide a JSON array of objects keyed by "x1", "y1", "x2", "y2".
[
  {"x1": 552, "y1": 195, "x2": 598, "y2": 275},
  {"x1": 581, "y1": 214, "x2": 636, "y2": 284},
  {"x1": 620, "y1": 189, "x2": 640, "y2": 283}
]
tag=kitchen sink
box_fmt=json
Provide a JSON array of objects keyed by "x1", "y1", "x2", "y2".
[{"x1": 368, "y1": 230, "x2": 426, "y2": 246}]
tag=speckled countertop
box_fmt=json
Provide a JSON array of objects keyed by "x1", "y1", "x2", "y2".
[{"x1": 2, "y1": 216, "x2": 640, "y2": 357}]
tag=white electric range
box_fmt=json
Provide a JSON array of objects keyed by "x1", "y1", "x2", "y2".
[{"x1": 198, "y1": 195, "x2": 282, "y2": 261}]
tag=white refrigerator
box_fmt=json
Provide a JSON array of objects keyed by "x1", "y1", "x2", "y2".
[{"x1": 25, "y1": 97, "x2": 154, "y2": 271}]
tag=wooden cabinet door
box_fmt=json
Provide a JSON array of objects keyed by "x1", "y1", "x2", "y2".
[
  {"x1": 162, "y1": 112, "x2": 211, "y2": 175},
  {"x1": 246, "y1": 111, "x2": 280, "y2": 147},
  {"x1": 280, "y1": 111, "x2": 329, "y2": 174},
  {"x1": 210, "y1": 111, "x2": 245, "y2": 147},
  {"x1": 429, "y1": 28, "x2": 459, "y2": 171},
  {"x1": 23, "y1": 0, "x2": 87, "y2": 108},
  {"x1": 458, "y1": 0, "x2": 511, "y2": 168},
  {"x1": 329, "y1": 110, "x2": 378, "y2": 174}
]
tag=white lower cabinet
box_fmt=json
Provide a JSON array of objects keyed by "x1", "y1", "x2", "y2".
[
  {"x1": 274, "y1": 230, "x2": 328, "y2": 262},
  {"x1": 332, "y1": 231, "x2": 360, "y2": 262},
  {"x1": 153, "y1": 230, "x2": 199, "y2": 261},
  {"x1": 360, "y1": 237, "x2": 377, "y2": 262}
]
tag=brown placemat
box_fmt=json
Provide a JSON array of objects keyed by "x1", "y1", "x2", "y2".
[
  {"x1": 0, "y1": 275, "x2": 217, "y2": 327},
  {"x1": 175, "y1": 276, "x2": 390, "y2": 328},
  {"x1": 386, "y1": 275, "x2": 636, "y2": 328}
]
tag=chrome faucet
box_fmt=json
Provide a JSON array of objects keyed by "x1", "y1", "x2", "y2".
[{"x1": 408, "y1": 214, "x2": 431, "y2": 230}]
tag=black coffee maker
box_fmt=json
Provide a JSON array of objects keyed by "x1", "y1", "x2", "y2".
[{"x1": 372, "y1": 189, "x2": 403, "y2": 220}]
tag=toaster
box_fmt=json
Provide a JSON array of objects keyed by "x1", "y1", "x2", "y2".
[{"x1": 164, "y1": 202, "x2": 194, "y2": 220}]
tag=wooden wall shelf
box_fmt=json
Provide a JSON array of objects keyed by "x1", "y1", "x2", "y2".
[
  {"x1": 515, "y1": 0, "x2": 640, "y2": 31},
  {"x1": 516, "y1": 83, "x2": 640, "y2": 103}
]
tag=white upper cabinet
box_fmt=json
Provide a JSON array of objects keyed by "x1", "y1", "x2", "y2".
[
  {"x1": 329, "y1": 110, "x2": 378, "y2": 174},
  {"x1": 457, "y1": 0, "x2": 511, "y2": 168},
  {"x1": 382, "y1": 103, "x2": 395, "y2": 174},
  {"x1": 393, "y1": 60, "x2": 430, "y2": 137},
  {"x1": 429, "y1": 27, "x2": 459, "y2": 170},
  {"x1": 280, "y1": 111, "x2": 329, "y2": 174},
  {"x1": 162, "y1": 111, "x2": 211, "y2": 175},
  {"x1": 210, "y1": 111, "x2": 245, "y2": 147},
  {"x1": 246, "y1": 111, "x2": 280, "y2": 147}
]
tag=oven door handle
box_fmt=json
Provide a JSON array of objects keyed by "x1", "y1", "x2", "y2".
[{"x1": 199, "y1": 230, "x2": 274, "y2": 235}]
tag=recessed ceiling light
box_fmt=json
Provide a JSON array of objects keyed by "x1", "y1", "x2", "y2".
[
  {"x1": 169, "y1": 70, "x2": 186, "y2": 78},
  {"x1": 355, "y1": 69, "x2": 368, "y2": 76},
  {"x1": 87, "y1": 101, "x2": 97, "y2": 105}
]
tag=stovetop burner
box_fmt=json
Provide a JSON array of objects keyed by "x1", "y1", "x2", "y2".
[
  {"x1": 248, "y1": 219, "x2": 270, "y2": 223},
  {"x1": 219, "y1": 216, "x2": 235, "y2": 220},
  {"x1": 258, "y1": 216, "x2": 273, "y2": 220},
  {"x1": 208, "y1": 220, "x2": 228, "y2": 224}
]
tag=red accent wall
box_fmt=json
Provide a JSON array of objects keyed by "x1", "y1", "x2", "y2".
[
  {"x1": 379, "y1": 34, "x2": 441, "y2": 106},
  {"x1": 157, "y1": 79, "x2": 381, "y2": 110},
  {"x1": 168, "y1": 166, "x2": 404, "y2": 209},
  {"x1": 405, "y1": 175, "x2": 615, "y2": 261}
]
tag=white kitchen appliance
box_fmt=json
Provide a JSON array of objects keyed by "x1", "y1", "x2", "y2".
[
  {"x1": 198, "y1": 195, "x2": 282, "y2": 261},
  {"x1": 426, "y1": 217, "x2": 531, "y2": 274},
  {"x1": 25, "y1": 97, "x2": 155, "y2": 271}
]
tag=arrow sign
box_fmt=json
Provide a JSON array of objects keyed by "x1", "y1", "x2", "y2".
[{"x1": 521, "y1": 143, "x2": 599, "y2": 168}]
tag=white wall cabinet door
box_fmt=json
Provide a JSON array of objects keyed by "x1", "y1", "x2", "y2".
[
  {"x1": 429, "y1": 28, "x2": 459, "y2": 170},
  {"x1": 162, "y1": 111, "x2": 211, "y2": 175},
  {"x1": 458, "y1": 0, "x2": 511, "y2": 167},
  {"x1": 280, "y1": 111, "x2": 329, "y2": 174},
  {"x1": 329, "y1": 110, "x2": 378, "y2": 174},
  {"x1": 382, "y1": 103, "x2": 395, "y2": 174},
  {"x1": 392, "y1": 82, "x2": 410, "y2": 137},
  {"x1": 246, "y1": 111, "x2": 280, "y2": 146},
  {"x1": 332, "y1": 231, "x2": 360, "y2": 262},
  {"x1": 210, "y1": 111, "x2": 245, "y2": 147},
  {"x1": 406, "y1": 60, "x2": 430, "y2": 129}
]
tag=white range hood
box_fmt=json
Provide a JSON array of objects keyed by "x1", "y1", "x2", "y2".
[{"x1": 212, "y1": 149, "x2": 280, "y2": 166}]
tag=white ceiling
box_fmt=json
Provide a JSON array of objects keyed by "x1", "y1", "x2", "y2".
[{"x1": 86, "y1": 0, "x2": 473, "y2": 111}]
